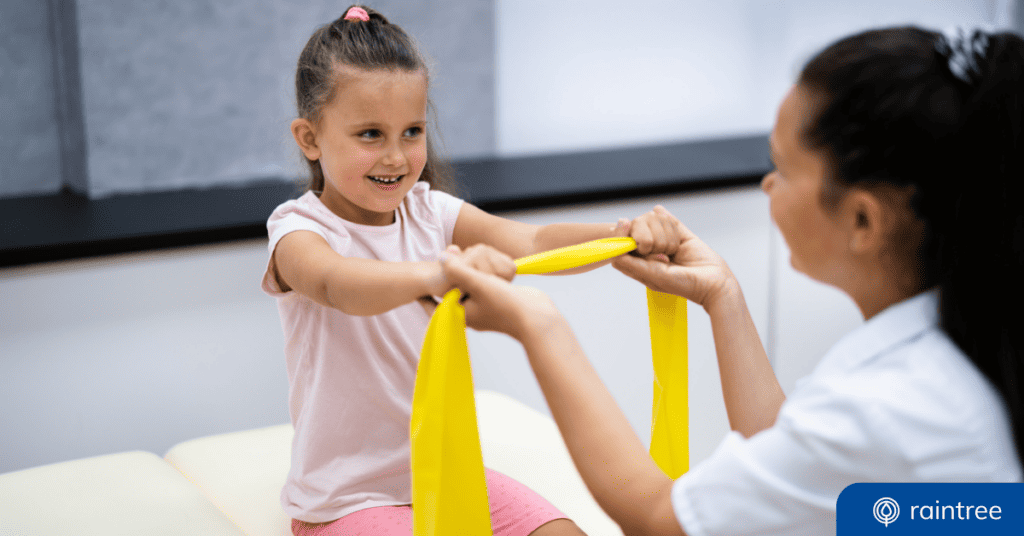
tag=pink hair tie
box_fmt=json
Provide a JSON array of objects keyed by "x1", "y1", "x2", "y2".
[{"x1": 344, "y1": 7, "x2": 370, "y2": 22}]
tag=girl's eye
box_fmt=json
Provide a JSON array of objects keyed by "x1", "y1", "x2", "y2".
[
  {"x1": 359, "y1": 129, "x2": 382, "y2": 140},
  {"x1": 404, "y1": 127, "x2": 423, "y2": 138}
]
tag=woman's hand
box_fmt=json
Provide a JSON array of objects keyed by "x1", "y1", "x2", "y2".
[
  {"x1": 614, "y1": 206, "x2": 738, "y2": 311},
  {"x1": 621, "y1": 206, "x2": 784, "y2": 435},
  {"x1": 440, "y1": 245, "x2": 560, "y2": 341},
  {"x1": 427, "y1": 243, "x2": 517, "y2": 298}
]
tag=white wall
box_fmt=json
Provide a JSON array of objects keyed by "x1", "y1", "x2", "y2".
[
  {"x1": 496, "y1": 0, "x2": 1009, "y2": 156},
  {"x1": 0, "y1": 241, "x2": 290, "y2": 473}
]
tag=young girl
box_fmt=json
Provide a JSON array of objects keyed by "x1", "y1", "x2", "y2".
[
  {"x1": 441, "y1": 26, "x2": 1024, "y2": 535},
  {"x1": 262, "y1": 5, "x2": 669, "y2": 535}
]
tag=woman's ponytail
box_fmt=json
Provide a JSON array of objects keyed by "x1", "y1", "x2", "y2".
[
  {"x1": 799, "y1": 27, "x2": 1024, "y2": 463},
  {"x1": 935, "y1": 31, "x2": 1024, "y2": 464}
]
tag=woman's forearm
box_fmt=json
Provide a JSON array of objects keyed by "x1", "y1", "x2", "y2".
[
  {"x1": 704, "y1": 281, "x2": 786, "y2": 437},
  {"x1": 517, "y1": 314, "x2": 683, "y2": 536}
]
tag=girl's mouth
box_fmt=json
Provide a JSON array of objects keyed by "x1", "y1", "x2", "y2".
[{"x1": 368, "y1": 175, "x2": 403, "y2": 191}]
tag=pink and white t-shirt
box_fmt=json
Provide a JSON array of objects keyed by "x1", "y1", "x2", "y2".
[{"x1": 261, "y1": 181, "x2": 463, "y2": 523}]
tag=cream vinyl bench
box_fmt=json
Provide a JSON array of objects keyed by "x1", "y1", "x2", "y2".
[{"x1": 0, "y1": 390, "x2": 621, "y2": 536}]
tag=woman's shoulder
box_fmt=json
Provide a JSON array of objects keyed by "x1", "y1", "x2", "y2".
[
  {"x1": 785, "y1": 327, "x2": 1019, "y2": 480},
  {"x1": 800, "y1": 327, "x2": 996, "y2": 424}
]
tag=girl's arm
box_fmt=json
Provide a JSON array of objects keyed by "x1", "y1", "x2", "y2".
[
  {"x1": 440, "y1": 250, "x2": 686, "y2": 536},
  {"x1": 612, "y1": 207, "x2": 784, "y2": 437},
  {"x1": 452, "y1": 203, "x2": 680, "y2": 274},
  {"x1": 272, "y1": 230, "x2": 514, "y2": 316}
]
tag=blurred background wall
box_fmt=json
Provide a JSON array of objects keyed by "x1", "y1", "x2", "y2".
[
  {"x1": 1, "y1": 1, "x2": 1021, "y2": 474},
  {"x1": 497, "y1": 0, "x2": 1017, "y2": 155},
  {"x1": 3, "y1": 1, "x2": 1016, "y2": 198},
  {"x1": 0, "y1": 0, "x2": 495, "y2": 198}
]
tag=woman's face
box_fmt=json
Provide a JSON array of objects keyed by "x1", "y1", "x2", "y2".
[{"x1": 761, "y1": 85, "x2": 849, "y2": 286}]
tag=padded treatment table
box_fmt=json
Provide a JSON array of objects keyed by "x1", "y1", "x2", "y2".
[{"x1": 0, "y1": 390, "x2": 623, "y2": 536}]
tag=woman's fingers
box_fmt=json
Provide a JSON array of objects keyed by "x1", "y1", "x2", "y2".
[
  {"x1": 457, "y1": 243, "x2": 517, "y2": 282},
  {"x1": 442, "y1": 250, "x2": 560, "y2": 339},
  {"x1": 442, "y1": 252, "x2": 517, "y2": 333},
  {"x1": 612, "y1": 254, "x2": 676, "y2": 295}
]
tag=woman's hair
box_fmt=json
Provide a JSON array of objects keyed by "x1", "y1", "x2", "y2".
[
  {"x1": 293, "y1": 5, "x2": 454, "y2": 194},
  {"x1": 799, "y1": 26, "x2": 1024, "y2": 462}
]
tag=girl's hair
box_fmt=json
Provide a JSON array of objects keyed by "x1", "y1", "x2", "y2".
[
  {"x1": 294, "y1": 5, "x2": 454, "y2": 194},
  {"x1": 799, "y1": 27, "x2": 1024, "y2": 462}
]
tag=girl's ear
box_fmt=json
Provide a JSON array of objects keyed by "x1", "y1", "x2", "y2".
[{"x1": 291, "y1": 118, "x2": 321, "y2": 161}]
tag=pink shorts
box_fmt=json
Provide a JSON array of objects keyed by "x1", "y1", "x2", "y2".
[{"x1": 291, "y1": 468, "x2": 567, "y2": 536}]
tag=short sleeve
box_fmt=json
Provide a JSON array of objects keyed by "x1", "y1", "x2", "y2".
[
  {"x1": 261, "y1": 197, "x2": 336, "y2": 297},
  {"x1": 402, "y1": 182, "x2": 463, "y2": 246},
  {"x1": 426, "y1": 188, "x2": 463, "y2": 246},
  {"x1": 671, "y1": 389, "x2": 904, "y2": 536}
]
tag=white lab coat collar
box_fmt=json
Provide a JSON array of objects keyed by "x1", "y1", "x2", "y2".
[{"x1": 814, "y1": 289, "x2": 940, "y2": 377}]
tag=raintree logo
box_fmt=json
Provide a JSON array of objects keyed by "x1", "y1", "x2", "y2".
[
  {"x1": 873, "y1": 497, "x2": 900, "y2": 527},
  {"x1": 838, "y1": 483, "x2": 1024, "y2": 534}
]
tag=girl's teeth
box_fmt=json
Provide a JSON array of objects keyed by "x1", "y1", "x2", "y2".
[{"x1": 370, "y1": 176, "x2": 401, "y2": 184}]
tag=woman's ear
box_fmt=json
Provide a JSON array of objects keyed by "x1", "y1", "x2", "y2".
[
  {"x1": 845, "y1": 190, "x2": 887, "y2": 256},
  {"x1": 291, "y1": 118, "x2": 321, "y2": 161}
]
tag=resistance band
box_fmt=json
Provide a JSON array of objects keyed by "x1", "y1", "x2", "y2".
[{"x1": 410, "y1": 237, "x2": 689, "y2": 535}]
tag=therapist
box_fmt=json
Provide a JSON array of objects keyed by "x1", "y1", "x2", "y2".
[{"x1": 441, "y1": 26, "x2": 1024, "y2": 535}]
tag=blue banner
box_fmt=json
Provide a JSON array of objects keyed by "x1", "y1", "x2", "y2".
[{"x1": 838, "y1": 483, "x2": 1024, "y2": 534}]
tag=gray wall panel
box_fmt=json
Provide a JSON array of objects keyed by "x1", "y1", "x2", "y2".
[
  {"x1": 74, "y1": 0, "x2": 495, "y2": 198},
  {"x1": 0, "y1": 1, "x2": 62, "y2": 197}
]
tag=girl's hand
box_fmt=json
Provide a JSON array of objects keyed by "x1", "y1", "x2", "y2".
[
  {"x1": 427, "y1": 243, "x2": 517, "y2": 297},
  {"x1": 613, "y1": 206, "x2": 739, "y2": 311},
  {"x1": 623, "y1": 205, "x2": 683, "y2": 259},
  {"x1": 441, "y1": 246, "x2": 559, "y2": 341}
]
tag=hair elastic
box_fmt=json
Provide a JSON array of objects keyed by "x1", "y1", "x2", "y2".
[
  {"x1": 344, "y1": 6, "x2": 370, "y2": 22},
  {"x1": 936, "y1": 27, "x2": 989, "y2": 84}
]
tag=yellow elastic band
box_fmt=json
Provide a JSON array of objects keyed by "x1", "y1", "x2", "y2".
[
  {"x1": 411, "y1": 237, "x2": 689, "y2": 535},
  {"x1": 411, "y1": 289, "x2": 492, "y2": 535},
  {"x1": 514, "y1": 236, "x2": 639, "y2": 275}
]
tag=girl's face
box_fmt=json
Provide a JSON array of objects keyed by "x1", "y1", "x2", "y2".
[
  {"x1": 308, "y1": 67, "x2": 429, "y2": 226},
  {"x1": 761, "y1": 85, "x2": 849, "y2": 286}
]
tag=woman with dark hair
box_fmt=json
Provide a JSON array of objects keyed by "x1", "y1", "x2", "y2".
[{"x1": 439, "y1": 26, "x2": 1024, "y2": 535}]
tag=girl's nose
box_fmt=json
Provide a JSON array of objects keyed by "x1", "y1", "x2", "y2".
[
  {"x1": 761, "y1": 172, "x2": 776, "y2": 194},
  {"x1": 382, "y1": 143, "x2": 407, "y2": 167}
]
